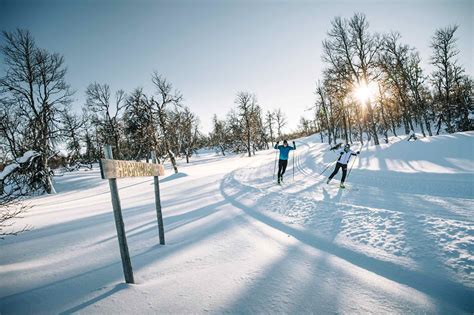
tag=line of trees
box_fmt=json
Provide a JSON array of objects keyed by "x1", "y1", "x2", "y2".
[
  {"x1": 82, "y1": 74, "x2": 203, "y2": 174},
  {"x1": 209, "y1": 92, "x2": 288, "y2": 157},
  {"x1": 298, "y1": 13, "x2": 472, "y2": 145},
  {"x1": 0, "y1": 29, "x2": 203, "y2": 196}
]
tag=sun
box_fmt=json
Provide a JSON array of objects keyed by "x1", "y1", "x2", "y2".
[{"x1": 353, "y1": 81, "x2": 376, "y2": 104}]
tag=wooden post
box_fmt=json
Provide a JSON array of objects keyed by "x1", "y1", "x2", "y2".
[
  {"x1": 104, "y1": 145, "x2": 135, "y2": 284},
  {"x1": 151, "y1": 151, "x2": 165, "y2": 245}
]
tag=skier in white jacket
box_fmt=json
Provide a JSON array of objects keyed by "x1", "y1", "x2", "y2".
[{"x1": 326, "y1": 144, "x2": 360, "y2": 188}]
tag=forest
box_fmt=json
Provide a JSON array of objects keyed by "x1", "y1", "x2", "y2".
[{"x1": 0, "y1": 13, "x2": 472, "y2": 199}]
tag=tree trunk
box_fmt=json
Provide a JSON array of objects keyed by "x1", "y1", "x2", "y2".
[
  {"x1": 269, "y1": 124, "x2": 274, "y2": 148},
  {"x1": 419, "y1": 114, "x2": 426, "y2": 137},
  {"x1": 436, "y1": 116, "x2": 443, "y2": 135},
  {"x1": 403, "y1": 115, "x2": 410, "y2": 134},
  {"x1": 247, "y1": 130, "x2": 251, "y2": 157},
  {"x1": 348, "y1": 112, "x2": 353, "y2": 144},
  {"x1": 168, "y1": 148, "x2": 178, "y2": 173},
  {"x1": 379, "y1": 99, "x2": 389, "y2": 143},
  {"x1": 424, "y1": 113, "x2": 433, "y2": 136},
  {"x1": 342, "y1": 109, "x2": 349, "y2": 143},
  {"x1": 366, "y1": 100, "x2": 379, "y2": 145},
  {"x1": 42, "y1": 155, "x2": 55, "y2": 194}
]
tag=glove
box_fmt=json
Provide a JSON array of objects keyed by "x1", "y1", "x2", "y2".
[
  {"x1": 356, "y1": 151, "x2": 360, "y2": 154},
  {"x1": 292, "y1": 141, "x2": 295, "y2": 146}
]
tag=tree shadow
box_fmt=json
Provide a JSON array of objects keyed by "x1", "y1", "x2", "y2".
[
  {"x1": 219, "y1": 173, "x2": 474, "y2": 313},
  {"x1": 93, "y1": 198, "x2": 228, "y2": 246},
  {"x1": 159, "y1": 172, "x2": 188, "y2": 183},
  {"x1": 58, "y1": 283, "x2": 128, "y2": 314},
  {"x1": 0, "y1": 201, "x2": 242, "y2": 314}
]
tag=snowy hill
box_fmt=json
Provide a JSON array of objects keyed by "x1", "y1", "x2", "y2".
[{"x1": 1, "y1": 132, "x2": 473, "y2": 314}]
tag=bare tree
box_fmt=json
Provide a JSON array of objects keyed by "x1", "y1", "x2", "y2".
[
  {"x1": 0, "y1": 151, "x2": 40, "y2": 239},
  {"x1": 0, "y1": 29, "x2": 74, "y2": 193},
  {"x1": 122, "y1": 88, "x2": 158, "y2": 161},
  {"x1": 235, "y1": 92, "x2": 256, "y2": 157},
  {"x1": 85, "y1": 82, "x2": 126, "y2": 158},
  {"x1": 61, "y1": 111, "x2": 84, "y2": 166},
  {"x1": 314, "y1": 82, "x2": 335, "y2": 144},
  {"x1": 254, "y1": 105, "x2": 269, "y2": 150},
  {"x1": 379, "y1": 32, "x2": 416, "y2": 135},
  {"x1": 150, "y1": 72, "x2": 183, "y2": 173},
  {"x1": 274, "y1": 108, "x2": 287, "y2": 139},
  {"x1": 173, "y1": 106, "x2": 200, "y2": 163},
  {"x1": 0, "y1": 198, "x2": 30, "y2": 239},
  {"x1": 0, "y1": 100, "x2": 24, "y2": 159},
  {"x1": 81, "y1": 107, "x2": 101, "y2": 164},
  {"x1": 265, "y1": 110, "x2": 275, "y2": 147},
  {"x1": 322, "y1": 13, "x2": 381, "y2": 144},
  {"x1": 431, "y1": 25, "x2": 466, "y2": 134},
  {"x1": 405, "y1": 51, "x2": 433, "y2": 136},
  {"x1": 210, "y1": 115, "x2": 230, "y2": 156}
]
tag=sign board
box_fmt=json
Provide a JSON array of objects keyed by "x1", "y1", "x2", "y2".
[
  {"x1": 99, "y1": 146, "x2": 166, "y2": 284},
  {"x1": 100, "y1": 159, "x2": 165, "y2": 179}
]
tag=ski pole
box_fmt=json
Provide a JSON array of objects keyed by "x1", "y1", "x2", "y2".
[
  {"x1": 292, "y1": 150, "x2": 295, "y2": 181},
  {"x1": 320, "y1": 160, "x2": 336, "y2": 176},
  {"x1": 273, "y1": 148, "x2": 278, "y2": 180},
  {"x1": 347, "y1": 154, "x2": 358, "y2": 179},
  {"x1": 347, "y1": 145, "x2": 362, "y2": 180}
]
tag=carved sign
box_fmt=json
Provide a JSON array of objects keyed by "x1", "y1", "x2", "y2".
[{"x1": 100, "y1": 159, "x2": 165, "y2": 179}]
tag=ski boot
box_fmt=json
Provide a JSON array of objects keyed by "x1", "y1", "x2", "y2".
[
  {"x1": 326, "y1": 178, "x2": 331, "y2": 184},
  {"x1": 339, "y1": 183, "x2": 345, "y2": 189}
]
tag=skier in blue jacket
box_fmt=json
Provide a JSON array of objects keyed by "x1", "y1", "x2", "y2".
[
  {"x1": 274, "y1": 140, "x2": 296, "y2": 184},
  {"x1": 327, "y1": 143, "x2": 360, "y2": 188}
]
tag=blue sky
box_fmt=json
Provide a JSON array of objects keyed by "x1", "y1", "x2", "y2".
[{"x1": 1, "y1": 0, "x2": 472, "y2": 133}]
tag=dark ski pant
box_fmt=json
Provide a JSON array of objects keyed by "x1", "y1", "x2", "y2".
[
  {"x1": 278, "y1": 159, "x2": 288, "y2": 179},
  {"x1": 328, "y1": 162, "x2": 347, "y2": 183}
]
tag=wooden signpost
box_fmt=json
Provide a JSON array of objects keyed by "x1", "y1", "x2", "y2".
[{"x1": 100, "y1": 145, "x2": 166, "y2": 284}]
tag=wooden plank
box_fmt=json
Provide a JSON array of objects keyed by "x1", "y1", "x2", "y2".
[
  {"x1": 152, "y1": 151, "x2": 165, "y2": 245},
  {"x1": 104, "y1": 146, "x2": 135, "y2": 284},
  {"x1": 100, "y1": 158, "x2": 165, "y2": 179}
]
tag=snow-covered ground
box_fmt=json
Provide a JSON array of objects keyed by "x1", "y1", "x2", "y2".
[{"x1": 1, "y1": 132, "x2": 473, "y2": 314}]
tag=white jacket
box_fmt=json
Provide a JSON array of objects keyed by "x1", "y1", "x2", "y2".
[{"x1": 337, "y1": 150, "x2": 357, "y2": 165}]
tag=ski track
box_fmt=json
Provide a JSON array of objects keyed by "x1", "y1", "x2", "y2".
[{"x1": 0, "y1": 133, "x2": 473, "y2": 314}]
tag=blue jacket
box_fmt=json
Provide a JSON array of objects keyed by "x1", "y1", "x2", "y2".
[{"x1": 274, "y1": 143, "x2": 295, "y2": 160}]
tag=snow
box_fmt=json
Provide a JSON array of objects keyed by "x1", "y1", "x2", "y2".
[
  {"x1": 0, "y1": 132, "x2": 473, "y2": 314},
  {"x1": 0, "y1": 164, "x2": 19, "y2": 181},
  {"x1": 0, "y1": 151, "x2": 39, "y2": 181},
  {"x1": 16, "y1": 150, "x2": 39, "y2": 164}
]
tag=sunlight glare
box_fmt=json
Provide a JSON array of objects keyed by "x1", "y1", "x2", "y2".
[{"x1": 354, "y1": 81, "x2": 376, "y2": 104}]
